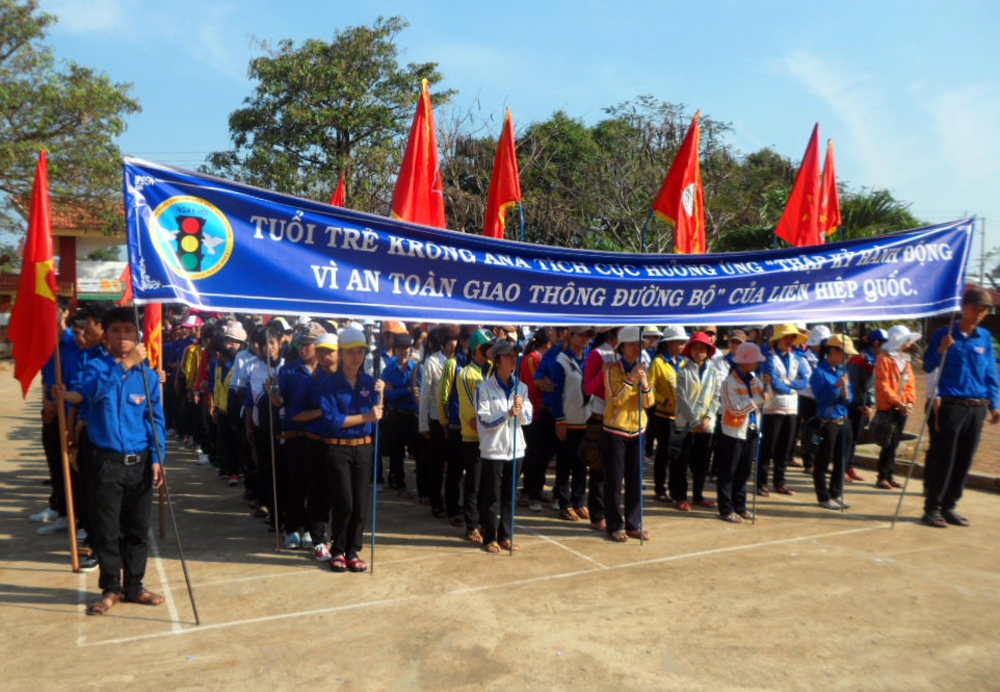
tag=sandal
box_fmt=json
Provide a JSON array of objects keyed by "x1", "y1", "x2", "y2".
[
  {"x1": 86, "y1": 592, "x2": 123, "y2": 616},
  {"x1": 347, "y1": 556, "x2": 368, "y2": 572},
  {"x1": 775, "y1": 486, "x2": 796, "y2": 496},
  {"x1": 609, "y1": 530, "x2": 629, "y2": 542},
  {"x1": 674, "y1": 500, "x2": 692, "y2": 512},
  {"x1": 738, "y1": 510, "x2": 756, "y2": 521},
  {"x1": 573, "y1": 506, "x2": 590, "y2": 520},
  {"x1": 590, "y1": 519, "x2": 606, "y2": 531},
  {"x1": 722, "y1": 512, "x2": 743, "y2": 523},
  {"x1": 876, "y1": 479, "x2": 893, "y2": 489},
  {"x1": 432, "y1": 507, "x2": 449, "y2": 519},
  {"x1": 499, "y1": 540, "x2": 521, "y2": 552},
  {"x1": 126, "y1": 589, "x2": 165, "y2": 606},
  {"x1": 329, "y1": 553, "x2": 348, "y2": 572},
  {"x1": 485, "y1": 541, "x2": 502, "y2": 554},
  {"x1": 626, "y1": 529, "x2": 651, "y2": 540},
  {"x1": 559, "y1": 507, "x2": 580, "y2": 521},
  {"x1": 466, "y1": 528, "x2": 484, "y2": 543},
  {"x1": 449, "y1": 515, "x2": 465, "y2": 527},
  {"x1": 654, "y1": 493, "x2": 670, "y2": 503},
  {"x1": 693, "y1": 498, "x2": 717, "y2": 509}
]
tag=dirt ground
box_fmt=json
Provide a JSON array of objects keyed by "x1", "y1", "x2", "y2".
[{"x1": 2, "y1": 362, "x2": 999, "y2": 692}]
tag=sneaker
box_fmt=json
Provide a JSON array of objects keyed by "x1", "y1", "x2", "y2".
[
  {"x1": 551, "y1": 499, "x2": 561, "y2": 511},
  {"x1": 193, "y1": 446, "x2": 203, "y2": 455},
  {"x1": 314, "y1": 543, "x2": 332, "y2": 561},
  {"x1": 833, "y1": 497, "x2": 851, "y2": 510},
  {"x1": 77, "y1": 528, "x2": 88, "y2": 543},
  {"x1": 300, "y1": 531, "x2": 314, "y2": 550},
  {"x1": 79, "y1": 553, "x2": 99, "y2": 572},
  {"x1": 196, "y1": 453, "x2": 211, "y2": 465},
  {"x1": 818, "y1": 499, "x2": 841, "y2": 510},
  {"x1": 227, "y1": 475, "x2": 240, "y2": 487},
  {"x1": 284, "y1": 532, "x2": 301, "y2": 550},
  {"x1": 528, "y1": 499, "x2": 542, "y2": 513},
  {"x1": 37, "y1": 516, "x2": 69, "y2": 535},
  {"x1": 30, "y1": 507, "x2": 59, "y2": 523}
]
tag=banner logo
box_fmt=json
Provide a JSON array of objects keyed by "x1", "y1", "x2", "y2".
[{"x1": 150, "y1": 196, "x2": 233, "y2": 280}]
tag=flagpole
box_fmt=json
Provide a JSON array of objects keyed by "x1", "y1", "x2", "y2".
[
  {"x1": 369, "y1": 321, "x2": 384, "y2": 575},
  {"x1": 266, "y1": 347, "x2": 281, "y2": 552},
  {"x1": 518, "y1": 202, "x2": 526, "y2": 244},
  {"x1": 509, "y1": 364, "x2": 521, "y2": 556},
  {"x1": 53, "y1": 322, "x2": 81, "y2": 572},
  {"x1": 639, "y1": 209, "x2": 654, "y2": 254}
]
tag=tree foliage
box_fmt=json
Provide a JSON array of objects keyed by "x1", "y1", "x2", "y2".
[
  {"x1": 203, "y1": 16, "x2": 453, "y2": 213},
  {"x1": 0, "y1": 0, "x2": 140, "y2": 234}
]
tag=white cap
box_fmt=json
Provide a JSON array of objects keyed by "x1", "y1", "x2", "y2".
[
  {"x1": 315, "y1": 333, "x2": 339, "y2": 350},
  {"x1": 806, "y1": 325, "x2": 832, "y2": 347},
  {"x1": 883, "y1": 325, "x2": 921, "y2": 353},
  {"x1": 661, "y1": 325, "x2": 689, "y2": 342},
  {"x1": 618, "y1": 325, "x2": 642, "y2": 343}
]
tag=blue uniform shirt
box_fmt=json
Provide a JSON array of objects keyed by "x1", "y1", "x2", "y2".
[
  {"x1": 279, "y1": 360, "x2": 316, "y2": 432},
  {"x1": 318, "y1": 370, "x2": 379, "y2": 439},
  {"x1": 535, "y1": 343, "x2": 564, "y2": 409},
  {"x1": 382, "y1": 356, "x2": 417, "y2": 412},
  {"x1": 810, "y1": 360, "x2": 853, "y2": 420},
  {"x1": 80, "y1": 349, "x2": 166, "y2": 462},
  {"x1": 924, "y1": 324, "x2": 1000, "y2": 410},
  {"x1": 42, "y1": 329, "x2": 83, "y2": 411}
]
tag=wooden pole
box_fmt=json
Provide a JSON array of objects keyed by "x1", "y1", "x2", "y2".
[{"x1": 53, "y1": 326, "x2": 81, "y2": 572}]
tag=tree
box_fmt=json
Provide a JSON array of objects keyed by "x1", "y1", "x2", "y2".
[
  {"x1": 204, "y1": 16, "x2": 453, "y2": 214},
  {"x1": 0, "y1": 0, "x2": 140, "y2": 234}
]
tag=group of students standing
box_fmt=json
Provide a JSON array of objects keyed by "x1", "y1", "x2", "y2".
[{"x1": 31, "y1": 287, "x2": 999, "y2": 611}]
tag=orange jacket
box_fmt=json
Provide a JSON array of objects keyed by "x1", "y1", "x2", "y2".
[{"x1": 875, "y1": 352, "x2": 917, "y2": 411}]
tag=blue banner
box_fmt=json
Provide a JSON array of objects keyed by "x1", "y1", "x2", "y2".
[{"x1": 124, "y1": 159, "x2": 973, "y2": 325}]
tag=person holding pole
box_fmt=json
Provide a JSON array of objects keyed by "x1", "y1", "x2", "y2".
[
  {"x1": 476, "y1": 339, "x2": 532, "y2": 553},
  {"x1": 602, "y1": 326, "x2": 654, "y2": 542},
  {"x1": 715, "y1": 342, "x2": 767, "y2": 522},
  {"x1": 809, "y1": 334, "x2": 856, "y2": 511},
  {"x1": 920, "y1": 287, "x2": 1000, "y2": 528},
  {"x1": 69, "y1": 307, "x2": 166, "y2": 615},
  {"x1": 316, "y1": 326, "x2": 383, "y2": 572}
]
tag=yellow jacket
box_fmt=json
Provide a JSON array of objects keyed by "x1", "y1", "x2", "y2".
[
  {"x1": 649, "y1": 354, "x2": 684, "y2": 419},
  {"x1": 457, "y1": 360, "x2": 491, "y2": 442},
  {"x1": 603, "y1": 360, "x2": 655, "y2": 437}
]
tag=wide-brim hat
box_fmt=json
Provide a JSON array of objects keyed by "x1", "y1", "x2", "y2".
[
  {"x1": 618, "y1": 325, "x2": 642, "y2": 344},
  {"x1": 825, "y1": 334, "x2": 859, "y2": 356},
  {"x1": 660, "y1": 325, "x2": 689, "y2": 342},
  {"x1": 882, "y1": 325, "x2": 921, "y2": 353},
  {"x1": 733, "y1": 342, "x2": 766, "y2": 364},
  {"x1": 222, "y1": 322, "x2": 247, "y2": 343},
  {"x1": 769, "y1": 323, "x2": 808, "y2": 347},
  {"x1": 682, "y1": 331, "x2": 717, "y2": 359},
  {"x1": 642, "y1": 326, "x2": 664, "y2": 339},
  {"x1": 569, "y1": 325, "x2": 596, "y2": 335},
  {"x1": 806, "y1": 325, "x2": 832, "y2": 347}
]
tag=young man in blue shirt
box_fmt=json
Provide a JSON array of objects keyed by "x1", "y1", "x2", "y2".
[
  {"x1": 921, "y1": 287, "x2": 1000, "y2": 528},
  {"x1": 75, "y1": 307, "x2": 166, "y2": 615}
]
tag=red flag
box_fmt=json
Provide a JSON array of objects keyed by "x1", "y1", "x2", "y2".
[
  {"x1": 330, "y1": 173, "x2": 346, "y2": 207},
  {"x1": 819, "y1": 138, "x2": 842, "y2": 237},
  {"x1": 483, "y1": 109, "x2": 523, "y2": 239},
  {"x1": 652, "y1": 111, "x2": 706, "y2": 253},
  {"x1": 143, "y1": 303, "x2": 162, "y2": 370},
  {"x1": 391, "y1": 79, "x2": 446, "y2": 228},
  {"x1": 117, "y1": 264, "x2": 133, "y2": 306},
  {"x1": 9, "y1": 151, "x2": 59, "y2": 397},
  {"x1": 775, "y1": 124, "x2": 822, "y2": 247}
]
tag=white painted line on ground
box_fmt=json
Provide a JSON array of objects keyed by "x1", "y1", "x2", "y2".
[
  {"x1": 516, "y1": 524, "x2": 607, "y2": 568},
  {"x1": 78, "y1": 522, "x2": 885, "y2": 647},
  {"x1": 148, "y1": 527, "x2": 183, "y2": 633}
]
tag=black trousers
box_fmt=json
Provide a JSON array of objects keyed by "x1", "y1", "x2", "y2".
[
  {"x1": 323, "y1": 442, "x2": 373, "y2": 558},
  {"x1": 652, "y1": 416, "x2": 674, "y2": 497},
  {"x1": 215, "y1": 411, "x2": 238, "y2": 476},
  {"x1": 522, "y1": 406, "x2": 554, "y2": 498},
  {"x1": 42, "y1": 418, "x2": 66, "y2": 516},
  {"x1": 798, "y1": 397, "x2": 818, "y2": 467},
  {"x1": 759, "y1": 413, "x2": 797, "y2": 489},
  {"x1": 876, "y1": 410, "x2": 907, "y2": 482},
  {"x1": 813, "y1": 421, "x2": 851, "y2": 503},
  {"x1": 554, "y1": 427, "x2": 587, "y2": 510},
  {"x1": 89, "y1": 449, "x2": 153, "y2": 598},
  {"x1": 669, "y1": 430, "x2": 713, "y2": 503},
  {"x1": 924, "y1": 402, "x2": 987, "y2": 513},
  {"x1": 603, "y1": 432, "x2": 643, "y2": 534},
  {"x1": 444, "y1": 428, "x2": 464, "y2": 517},
  {"x1": 462, "y1": 440, "x2": 483, "y2": 531},
  {"x1": 715, "y1": 431, "x2": 758, "y2": 516},
  {"x1": 426, "y1": 420, "x2": 447, "y2": 511},
  {"x1": 306, "y1": 437, "x2": 332, "y2": 543},
  {"x1": 280, "y1": 435, "x2": 311, "y2": 533},
  {"x1": 385, "y1": 409, "x2": 420, "y2": 490},
  {"x1": 480, "y1": 458, "x2": 520, "y2": 544}
]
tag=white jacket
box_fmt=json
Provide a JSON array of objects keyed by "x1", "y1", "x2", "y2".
[
  {"x1": 418, "y1": 351, "x2": 447, "y2": 432},
  {"x1": 675, "y1": 359, "x2": 721, "y2": 430},
  {"x1": 476, "y1": 374, "x2": 533, "y2": 461}
]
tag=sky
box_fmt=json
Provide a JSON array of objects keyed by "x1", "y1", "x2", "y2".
[{"x1": 37, "y1": 0, "x2": 1000, "y2": 272}]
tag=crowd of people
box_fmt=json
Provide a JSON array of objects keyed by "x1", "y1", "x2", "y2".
[{"x1": 27, "y1": 288, "x2": 1000, "y2": 613}]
